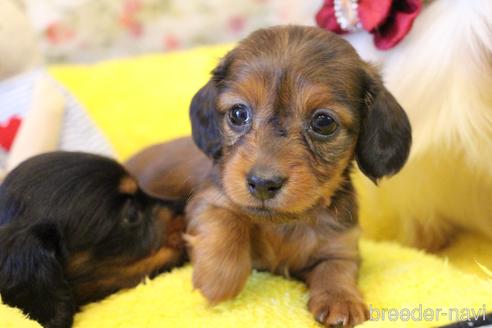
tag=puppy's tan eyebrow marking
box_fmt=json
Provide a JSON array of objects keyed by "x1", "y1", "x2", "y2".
[
  {"x1": 119, "y1": 176, "x2": 138, "y2": 194},
  {"x1": 218, "y1": 93, "x2": 246, "y2": 112},
  {"x1": 65, "y1": 251, "x2": 92, "y2": 274},
  {"x1": 297, "y1": 84, "x2": 356, "y2": 127}
]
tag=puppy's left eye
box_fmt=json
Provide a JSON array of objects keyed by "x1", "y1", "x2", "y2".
[
  {"x1": 310, "y1": 111, "x2": 338, "y2": 136},
  {"x1": 228, "y1": 104, "x2": 251, "y2": 127},
  {"x1": 122, "y1": 202, "x2": 144, "y2": 226}
]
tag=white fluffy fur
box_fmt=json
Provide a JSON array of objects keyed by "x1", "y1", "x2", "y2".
[{"x1": 347, "y1": 0, "x2": 492, "y2": 250}]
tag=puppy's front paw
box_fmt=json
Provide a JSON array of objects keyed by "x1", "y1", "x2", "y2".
[
  {"x1": 308, "y1": 292, "x2": 369, "y2": 327},
  {"x1": 192, "y1": 261, "x2": 250, "y2": 304}
]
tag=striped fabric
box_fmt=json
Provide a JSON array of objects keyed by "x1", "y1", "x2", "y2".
[{"x1": 0, "y1": 68, "x2": 114, "y2": 170}]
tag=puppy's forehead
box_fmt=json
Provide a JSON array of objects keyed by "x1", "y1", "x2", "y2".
[
  {"x1": 218, "y1": 28, "x2": 364, "y2": 127},
  {"x1": 230, "y1": 26, "x2": 361, "y2": 75},
  {"x1": 222, "y1": 27, "x2": 364, "y2": 110}
]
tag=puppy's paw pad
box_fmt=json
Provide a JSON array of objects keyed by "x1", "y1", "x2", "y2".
[{"x1": 309, "y1": 296, "x2": 369, "y2": 327}]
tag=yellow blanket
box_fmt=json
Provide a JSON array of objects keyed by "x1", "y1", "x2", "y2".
[{"x1": 1, "y1": 45, "x2": 491, "y2": 327}]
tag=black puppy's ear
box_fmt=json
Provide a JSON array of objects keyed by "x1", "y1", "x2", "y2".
[
  {"x1": 189, "y1": 53, "x2": 233, "y2": 160},
  {"x1": 356, "y1": 64, "x2": 412, "y2": 183},
  {"x1": 0, "y1": 223, "x2": 75, "y2": 328}
]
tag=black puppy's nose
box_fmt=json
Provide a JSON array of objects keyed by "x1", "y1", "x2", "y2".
[{"x1": 247, "y1": 174, "x2": 285, "y2": 200}]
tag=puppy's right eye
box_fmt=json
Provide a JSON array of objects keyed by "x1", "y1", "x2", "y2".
[
  {"x1": 227, "y1": 104, "x2": 251, "y2": 127},
  {"x1": 123, "y1": 211, "x2": 143, "y2": 225}
]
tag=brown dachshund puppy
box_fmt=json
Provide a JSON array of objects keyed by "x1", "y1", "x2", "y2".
[{"x1": 128, "y1": 26, "x2": 411, "y2": 327}]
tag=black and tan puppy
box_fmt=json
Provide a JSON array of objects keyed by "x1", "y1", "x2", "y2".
[
  {"x1": 0, "y1": 152, "x2": 186, "y2": 328},
  {"x1": 129, "y1": 25, "x2": 411, "y2": 327}
]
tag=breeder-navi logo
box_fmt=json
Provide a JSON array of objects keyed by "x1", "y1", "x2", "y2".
[{"x1": 369, "y1": 304, "x2": 487, "y2": 322}]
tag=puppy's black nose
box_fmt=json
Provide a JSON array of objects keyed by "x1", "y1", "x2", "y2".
[{"x1": 247, "y1": 174, "x2": 285, "y2": 200}]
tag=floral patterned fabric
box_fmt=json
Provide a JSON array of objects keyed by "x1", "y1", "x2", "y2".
[{"x1": 24, "y1": 0, "x2": 323, "y2": 63}]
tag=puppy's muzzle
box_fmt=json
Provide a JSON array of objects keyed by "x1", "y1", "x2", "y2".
[{"x1": 247, "y1": 171, "x2": 286, "y2": 201}]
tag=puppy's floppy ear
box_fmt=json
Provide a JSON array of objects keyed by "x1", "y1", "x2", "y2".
[
  {"x1": 150, "y1": 195, "x2": 186, "y2": 215},
  {"x1": 189, "y1": 53, "x2": 233, "y2": 160},
  {"x1": 189, "y1": 81, "x2": 222, "y2": 160},
  {"x1": 0, "y1": 223, "x2": 75, "y2": 328},
  {"x1": 356, "y1": 64, "x2": 412, "y2": 183}
]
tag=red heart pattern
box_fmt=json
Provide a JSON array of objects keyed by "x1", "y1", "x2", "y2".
[{"x1": 0, "y1": 116, "x2": 22, "y2": 152}]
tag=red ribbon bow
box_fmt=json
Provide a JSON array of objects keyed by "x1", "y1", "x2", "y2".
[{"x1": 316, "y1": 0, "x2": 422, "y2": 50}]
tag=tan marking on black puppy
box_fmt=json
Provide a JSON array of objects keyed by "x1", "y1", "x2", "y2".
[{"x1": 119, "y1": 176, "x2": 138, "y2": 194}]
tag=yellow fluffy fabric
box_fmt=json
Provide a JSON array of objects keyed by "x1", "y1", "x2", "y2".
[{"x1": 1, "y1": 45, "x2": 491, "y2": 327}]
